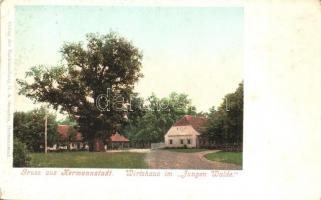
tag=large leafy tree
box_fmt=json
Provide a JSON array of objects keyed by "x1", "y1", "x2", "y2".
[
  {"x1": 14, "y1": 107, "x2": 58, "y2": 152},
  {"x1": 17, "y1": 32, "x2": 143, "y2": 151}
]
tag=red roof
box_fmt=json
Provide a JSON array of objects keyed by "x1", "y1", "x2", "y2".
[
  {"x1": 57, "y1": 125, "x2": 83, "y2": 141},
  {"x1": 110, "y1": 133, "x2": 129, "y2": 142},
  {"x1": 57, "y1": 125, "x2": 129, "y2": 142},
  {"x1": 57, "y1": 125, "x2": 69, "y2": 138},
  {"x1": 173, "y1": 115, "x2": 207, "y2": 132}
]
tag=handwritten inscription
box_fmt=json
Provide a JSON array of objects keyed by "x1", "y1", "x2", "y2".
[
  {"x1": 20, "y1": 168, "x2": 112, "y2": 176},
  {"x1": 21, "y1": 169, "x2": 41, "y2": 176},
  {"x1": 20, "y1": 168, "x2": 238, "y2": 178}
]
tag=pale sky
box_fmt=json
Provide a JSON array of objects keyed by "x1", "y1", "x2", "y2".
[{"x1": 14, "y1": 6, "x2": 243, "y2": 113}]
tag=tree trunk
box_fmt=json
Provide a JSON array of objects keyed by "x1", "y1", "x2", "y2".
[
  {"x1": 88, "y1": 141, "x2": 94, "y2": 152},
  {"x1": 88, "y1": 137, "x2": 105, "y2": 152}
]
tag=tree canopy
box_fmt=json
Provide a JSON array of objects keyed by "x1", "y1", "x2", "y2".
[
  {"x1": 17, "y1": 32, "x2": 143, "y2": 151},
  {"x1": 202, "y1": 82, "x2": 243, "y2": 146},
  {"x1": 14, "y1": 107, "x2": 58, "y2": 152}
]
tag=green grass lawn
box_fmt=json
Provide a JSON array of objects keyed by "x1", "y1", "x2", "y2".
[
  {"x1": 29, "y1": 152, "x2": 148, "y2": 168},
  {"x1": 204, "y1": 151, "x2": 242, "y2": 166},
  {"x1": 163, "y1": 148, "x2": 208, "y2": 153}
]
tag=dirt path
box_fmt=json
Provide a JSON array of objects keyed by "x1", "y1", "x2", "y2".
[{"x1": 145, "y1": 149, "x2": 241, "y2": 170}]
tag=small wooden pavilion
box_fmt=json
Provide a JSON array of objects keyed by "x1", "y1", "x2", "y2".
[{"x1": 107, "y1": 132, "x2": 130, "y2": 150}]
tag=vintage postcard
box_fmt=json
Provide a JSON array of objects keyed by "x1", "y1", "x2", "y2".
[
  {"x1": 0, "y1": 0, "x2": 320, "y2": 200},
  {"x1": 12, "y1": 5, "x2": 243, "y2": 170}
]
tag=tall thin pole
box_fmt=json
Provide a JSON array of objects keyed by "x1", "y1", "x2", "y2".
[{"x1": 45, "y1": 113, "x2": 48, "y2": 154}]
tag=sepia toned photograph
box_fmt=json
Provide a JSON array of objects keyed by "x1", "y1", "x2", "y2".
[{"x1": 13, "y1": 6, "x2": 243, "y2": 170}]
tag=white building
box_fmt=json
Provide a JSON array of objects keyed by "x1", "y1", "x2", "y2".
[{"x1": 164, "y1": 115, "x2": 207, "y2": 148}]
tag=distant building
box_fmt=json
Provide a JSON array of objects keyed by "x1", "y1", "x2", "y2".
[
  {"x1": 164, "y1": 115, "x2": 207, "y2": 148},
  {"x1": 105, "y1": 132, "x2": 130, "y2": 150},
  {"x1": 56, "y1": 125, "x2": 86, "y2": 150}
]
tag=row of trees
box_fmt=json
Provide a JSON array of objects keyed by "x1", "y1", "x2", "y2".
[
  {"x1": 201, "y1": 82, "x2": 243, "y2": 147},
  {"x1": 14, "y1": 81, "x2": 243, "y2": 152},
  {"x1": 13, "y1": 82, "x2": 242, "y2": 167}
]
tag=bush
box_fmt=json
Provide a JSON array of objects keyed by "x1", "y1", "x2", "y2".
[{"x1": 13, "y1": 137, "x2": 31, "y2": 167}]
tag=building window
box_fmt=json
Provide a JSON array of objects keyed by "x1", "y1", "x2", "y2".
[
  {"x1": 180, "y1": 139, "x2": 184, "y2": 144},
  {"x1": 187, "y1": 139, "x2": 191, "y2": 144},
  {"x1": 169, "y1": 139, "x2": 173, "y2": 144}
]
